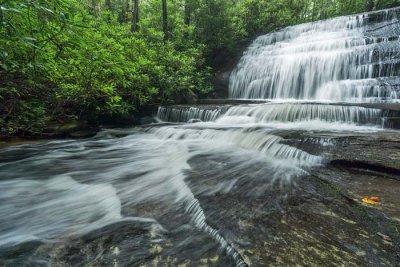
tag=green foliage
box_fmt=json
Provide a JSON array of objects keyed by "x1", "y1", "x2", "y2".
[
  {"x1": 375, "y1": 0, "x2": 400, "y2": 9},
  {"x1": 0, "y1": 0, "x2": 211, "y2": 136}
]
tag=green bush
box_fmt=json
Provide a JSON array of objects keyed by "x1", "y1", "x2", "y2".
[{"x1": 0, "y1": 0, "x2": 211, "y2": 135}]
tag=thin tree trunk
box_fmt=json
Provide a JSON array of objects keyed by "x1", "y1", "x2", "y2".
[
  {"x1": 105, "y1": 0, "x2": 112, "y2": 10},
  {"x1": 312, "y1": 0, "x2": 316, "y2": 21},
  {"x1": 91, "y1": 0, "x2": 101, "y2": 16},
  {"x1": 184, "y1": 1, "x2": 191, "y2": 27},
  {"x1": 184, "y1": 1, "x2": 191, "y2": 38},
  {"x1": 302, "y1": 1, "x2": 308, "y2": 23},
  {"x1": 365, "y1": 0, "x2": 374, "y2": 12},
  {"x1": 333, "y1": 0, "x2": 337, "y2": 16},
  {"x1": 131, "y1": 0, "x2": 139, "y2": 32},
  {"x1": 118, "y1": 0, "x2": 129, "y2": 23},
  {"x1": 162, "y1": 0, "x2": 168, "y2": 41}
]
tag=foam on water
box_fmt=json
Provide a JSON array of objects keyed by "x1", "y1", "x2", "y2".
[
  {"x1": 147, "y1": 126, "x2": 321, "y2": 167},
  {"x1": 0, "y1": 176, "x2": 122, "y2": 247}
]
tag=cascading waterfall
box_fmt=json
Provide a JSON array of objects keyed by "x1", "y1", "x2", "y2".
[
  {"x1": 156, "y1": 106, "x2": 226, "y2": 123},
  {"x1": 2, "y1": 7, "x2": 400, "y2": 267},
  {"x1": 154, "y1": 8, "x2": 400, "y2": 129},
  {"x1": 223, "y1": 103, "x2": 383, "y2": 124},
  {"x1": 229, "y1": 9, "x2": 400, "y2": 103},
  {"x1": 314, "y1": 78, "x2": 400, "y2": 102},
  {"x1": 156, "y1": 103, "x2": 385, "y2": 127}
]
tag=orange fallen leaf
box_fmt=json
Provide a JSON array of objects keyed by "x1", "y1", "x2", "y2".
[{"x1": 362, "y1": 196, "x2": 381, "y2": 205}]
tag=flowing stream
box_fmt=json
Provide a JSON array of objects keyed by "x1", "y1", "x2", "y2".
[{"x1": 1, "y1": 7, "x2": 400, "y2": 267}]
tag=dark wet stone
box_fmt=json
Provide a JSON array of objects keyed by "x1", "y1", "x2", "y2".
[
  {"x1": 139, "y1": 116, "x2": 156, "y2": 125},
  {"x1": 46, "y1": 121, "x2": 100, "y2": 139},
  {"x1": 0, "y1": 241, "x2": 44, "y2": 267}
]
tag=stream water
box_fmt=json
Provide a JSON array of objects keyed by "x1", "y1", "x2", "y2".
[{"x1": 1, "y1": 7, "x2": 400, "y2": 267}]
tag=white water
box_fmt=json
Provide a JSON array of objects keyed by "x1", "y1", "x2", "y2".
[
  {"x1": 156, "y1": 103, "x2": 385, "y2": 130},
  {"x1": 146, "y1": 11, "x2": 400, "y2": 262},
  {"x1": 0, "y1": 176, "x2": 123, "y2": 246},
  {"x1": 229, "y1": 12, "x2": 400, "y2": 102},
  {"x1": 2, "y1": 8, "x2": 400, "y2": 267},
  {"x1": 0, "y1": 126, "x2": 316, "y2": 266},
  {"x1": 157, "y1": 106, "x2": 224, "y2": 122}
]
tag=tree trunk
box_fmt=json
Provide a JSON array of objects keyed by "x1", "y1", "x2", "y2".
[
  {"x1": 365, "y1": 0, "x2": 374, "y2": 12},
  {"x1": 118, "y1": 0, "x2": 129, "y2": 23},
  {"x1": 105, "y1": 0, "x2": 112, "y2": 10},
  {"x1": 162, "y1": 0, "x2": 168, "y2": 41},
  {"x1": 184, "y1": 1, "x2": 191, "y2": 38},
  {"x1": 184, "y1": 1, "x2": 191, "y2": 27},
  {"x1": 131, "y1": 0, "x2": 140, "y2": 32},
  {"x1": 312, "y1": 0, "x2": 316, "y2": 21},
  {"x1": 301, "y1": 1, "x2": 308, "y2": 23},
  {"x1": 91, "y1": 0, "x2": 101, "y2": 16}
]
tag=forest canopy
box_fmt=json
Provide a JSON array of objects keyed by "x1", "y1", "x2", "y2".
[{"x1": 1, "y1": 0, "x2": 399, "y2": 136}]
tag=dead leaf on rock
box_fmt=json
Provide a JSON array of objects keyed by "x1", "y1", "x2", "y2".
[{"x1": 362, "y1": 196, "x2": 381, "y2": 205}]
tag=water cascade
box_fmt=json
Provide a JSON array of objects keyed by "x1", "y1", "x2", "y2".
[
  {"x1": 229, "y1": 9, "x2": 400, "y2": 102},
  {"x1": 156, "y1": 106, "x2": 226, "y2": 123},
  {"x1": 2, "y1": 7, "x2": 400, "y2": 267}
]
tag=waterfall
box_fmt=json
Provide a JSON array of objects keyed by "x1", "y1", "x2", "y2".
[
  {"x1": 156, "y1": 9, "x2": 400, "y2": 129},
  {"x1": 223, "y1": 103, "x2": 383, "y2": 124},
  {"x1": 148, "y1": 12, "x2": 400, "y2": 264},
  {"x1": 156, "y1": 106, "x2": 225, "y2": 123},
  {"x1": 2, "y1": 7, "x2": 400, "y2": 267},
  {"x1": 229, "y1": 9, "x2": 400, "y2": 103},
  {"x1": 156, "y1": 103, "x2": 384, "y2": 126}
]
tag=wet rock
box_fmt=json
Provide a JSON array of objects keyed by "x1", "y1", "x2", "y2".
[
  {"x1": 182, "y1": 130, "x2": 400, "y2": 266},
  {"x1": 328, "y1": 132, "x2": 400, "y2": 171},
  {"x1": 139, "y1": 116, "x2": 156, "y2": 125},
  {"x1": 1, "y1": 130, "x2": 399, "y2": 267},
  {"x1": 0, "y1": 241, "x2": 44, "y2": 266},
  {"x1": 67, "y1": 129, "x2": 99, "y2": 138},
  {"x1": 46, "y1": 121, "x2": 99, "y2": 139}
]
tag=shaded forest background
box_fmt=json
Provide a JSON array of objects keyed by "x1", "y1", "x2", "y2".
[{"x1": 1, "y1": 0, "x2": 399, "y2": 136}]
